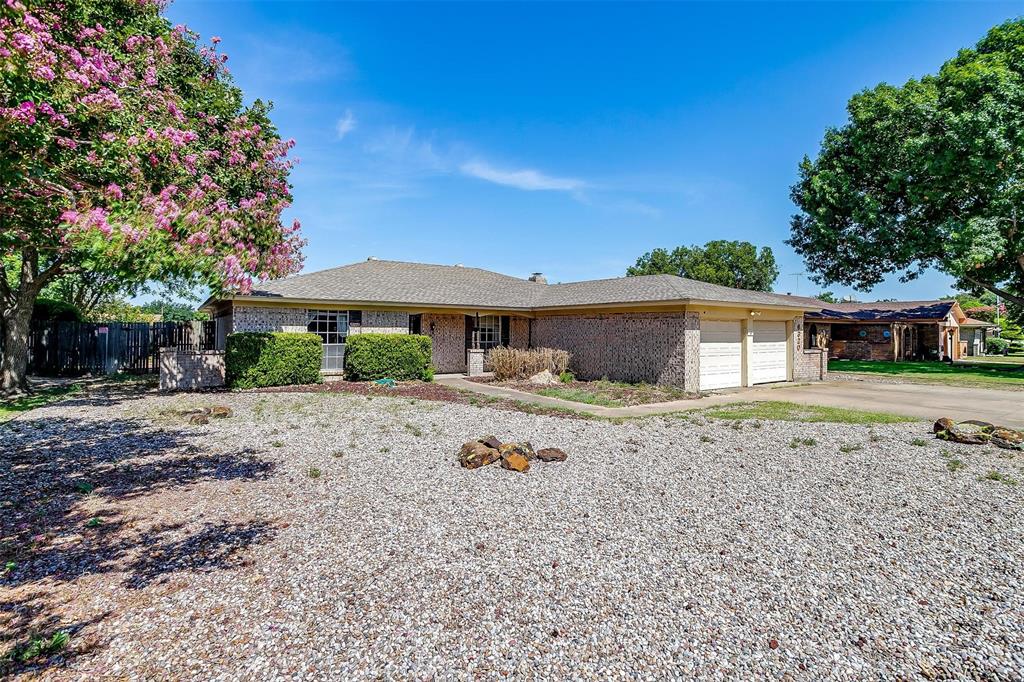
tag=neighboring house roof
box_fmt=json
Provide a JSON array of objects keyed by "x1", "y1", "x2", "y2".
[
  {"x1": 806, "y1": 300, "x2": 965, "y2": 323},
  {"x1": 214, "y1": 258, "x2": 821, "y2": 311},
  {"x1": 961, "y1": 317, "x2": 998, "y2": 328}
]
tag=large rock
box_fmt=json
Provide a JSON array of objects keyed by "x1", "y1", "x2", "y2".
[
  {"x1": 480, "y1": 435, "x2": 502, "y2": 450},
  {"x1": 500, "y1": 452, "x2": 530, "y2": 473},
  {"x1": 499, "y1": 441, "x2": 537, "y2": 461},
  {"x1": 459, "y1": 441, "x2": 500, "y2": 469},
  {"x1": 528, "y1": 370, "x2": 559, "y2": 385},
  {"x1": 934, "y1": 419, "x2": 1024, "y2": 449},
  {"x1": 991, "y1": 427, "x2": 1024, "y2": 451},
  {"x1": 536, "y1": 447, "x2": 568, "y2": 462},
  {"x1": 209, "y1": 405, "x2": 233, "y2": 419}
]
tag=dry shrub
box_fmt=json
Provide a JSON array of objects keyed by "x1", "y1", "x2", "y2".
[{"x1": 488, "y1": 346, "x2": 570, "y2": 380}]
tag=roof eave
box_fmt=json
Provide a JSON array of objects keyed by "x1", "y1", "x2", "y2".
[{"x1": 222, "y1": 294, "x2": 534, "y2": 314}]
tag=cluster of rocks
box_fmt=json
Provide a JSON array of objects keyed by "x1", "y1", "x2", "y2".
[
  {"x1": 934, "y1": 417, "x2": 1023, "y2": 450},
  {"x1": 177, "y1": 405, "x2": 233, "y2": 425},
  {"x1": 458, "y1": 435, "x2": 567, "y2": 473}
]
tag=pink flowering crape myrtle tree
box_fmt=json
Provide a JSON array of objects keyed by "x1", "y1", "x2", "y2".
[{"x1": 0, "y1": 0, "x2": 305, "y2": 395}]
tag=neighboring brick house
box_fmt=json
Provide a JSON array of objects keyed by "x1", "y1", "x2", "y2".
[
  {"x1": 202, "y1": 258, "x2": 828, "y2": 391},
  {"x1": 804, "y1": 300, "x2": 989, "y2": 362}
]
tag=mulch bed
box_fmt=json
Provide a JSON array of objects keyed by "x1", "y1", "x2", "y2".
[{"x1": 255, "y1": 380, "x2": 596, "y2": 419}]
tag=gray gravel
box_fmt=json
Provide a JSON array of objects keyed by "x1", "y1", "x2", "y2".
[{"x1": 3, "y1": 389, "x2": 1023, "y2": 680}]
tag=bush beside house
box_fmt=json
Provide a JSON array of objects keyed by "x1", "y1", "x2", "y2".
[
  {"x1": 986, "y1": 337, "x2": 1010, "y2": 355},
  {"x1": 344, "y1": 333, "x2": 433, "y2": 381},
  {"x1": 489, "y1": 347, "x2": 571, "y2": 381},
  {"x1": 225, "y1": 332, "x2": 323, "y2": 389}
]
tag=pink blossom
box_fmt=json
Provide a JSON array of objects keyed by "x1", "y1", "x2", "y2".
[{"x1": 11, "y1": 32, "x2": 34, "y2": 52}]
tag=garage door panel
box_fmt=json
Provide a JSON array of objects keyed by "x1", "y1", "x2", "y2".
[
  {"x1": 699, "y1": 321, "x2": 741, "y2": 390},
  {"x1": 751, "y1": 321, "x2": 788, "y2": 384}
]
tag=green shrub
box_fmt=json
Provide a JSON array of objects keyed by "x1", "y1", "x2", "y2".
[
  {"x1": 559, "y1": 371, "x2": 575, "y2": 383},
  {"x1": 344, "y1": 333, "x2": 432, "y2": 381},
  {"x1": 32, "y1": 297, "x2": 83, "y2": 322},
  {"x1": 986, "y1": 337, "x2": 1010, "y2": 355},
  {"x1": 225, "y1": 332, "x2": 323, "y2": 389}
]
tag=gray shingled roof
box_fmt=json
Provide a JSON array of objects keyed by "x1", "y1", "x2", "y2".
[
  {"x1": 237, "y1": 259, "x2": 821, "y2": 310},
  {"x1": 535, "y1": 274, "x2": 824, "y2": 308},
  {"x1": 246, "y1": 259, "x2": 541, "y2": 309},
  {"x1": 806, "y1": 300, "x2": 957, "y2": 322}
]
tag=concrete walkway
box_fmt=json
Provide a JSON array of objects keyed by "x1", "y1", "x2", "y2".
[{"x1": 437, "y1": 376, "x2": 1024, "y2": 427}]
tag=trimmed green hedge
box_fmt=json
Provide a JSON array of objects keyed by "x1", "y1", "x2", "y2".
[
  {"x1": 344, "y1": 333, "x2": 433, "y2": 381},
  {"x1": 225, "y1": 332, "x2": 323, "y2": 389}
]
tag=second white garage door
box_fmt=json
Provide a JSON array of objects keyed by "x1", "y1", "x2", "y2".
[
  {"x1": 751, "y1": 321, "x2": 788, "y2": 384},
  {"x1": 699, "y1": 321, "x2": 742, "y2": 390}
]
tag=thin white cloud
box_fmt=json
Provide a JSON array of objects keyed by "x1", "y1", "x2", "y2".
[
  {"x1": 363, "y1": 126, "x2": 447, "y2": 172},
  {"x1": 459, "y1": 160, "x2": 585, "y2": 192},
  {"x1": 335, "y1": 109, "x2": 357, "y2": 139}
]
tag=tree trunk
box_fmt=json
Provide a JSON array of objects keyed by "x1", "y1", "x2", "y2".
[
  {"x1": 1, "y1": 249, "x2": 50, "y2": 397},
  {"x1": 0, "y1": 289, "x2": 36, "y2": 397}
]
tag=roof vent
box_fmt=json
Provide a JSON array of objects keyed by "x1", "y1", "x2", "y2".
[
  {"x1": 454, "y1": 263, "x2": 464, "y2": 267},
  {"x1": 529, "y1": 272, "x2": 547, "y2": 284},
  {"x1": 367, "y1": 256, "x2": 378, "y2": 261}
]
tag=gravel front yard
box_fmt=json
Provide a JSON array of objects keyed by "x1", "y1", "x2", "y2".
[{"x1": 2, "y1": 387, "x2": 1023, "y2": 679}]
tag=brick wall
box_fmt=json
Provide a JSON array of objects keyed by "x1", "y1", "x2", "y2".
[
  {"x1": 793, "y1": 316, "x2": 827, "y2": 381},
  {"x1": 422, "y1": 314, "x2": 465, "y2": 373},
  {"x1": 350, "y1": 311, "x2": 409, "y2": 335},
  {"x1": 531, "y1": 312, "x2": 689, "y2": 386},
  {"x1": 467, "y1": 348, "x2": 485, "y2": 375},
  {"x1": 159, "y1": 349, "x2": 226, "y2": 391},
  {"x1": 510, "y1": 317, "x2": 530, "y2": 349},
  {"x1": 231, "y1": 305, "x2": 308, "y2": 333}
]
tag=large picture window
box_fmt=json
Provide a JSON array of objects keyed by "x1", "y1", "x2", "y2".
[{"x1": 307, "y1": 309, "x2": 349, "y2": 371}]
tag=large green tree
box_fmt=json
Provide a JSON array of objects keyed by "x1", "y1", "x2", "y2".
[
  {"x1": 0, "y1": 0, "x2": 305, "y2": 395},
  {"x1": 789, "y1": 19, "x2": 1024, "y2": 311},
  {"x1": 627, "y1": 240, "x2": 779, "y2": 291}
]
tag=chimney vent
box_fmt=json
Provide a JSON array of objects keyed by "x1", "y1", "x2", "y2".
[
  {"x1": 529, "y1": 272, "x2": 547, "y2": 284},
  {"x1": 367, "y1": 256, "x2": 377, "y2": 261}
]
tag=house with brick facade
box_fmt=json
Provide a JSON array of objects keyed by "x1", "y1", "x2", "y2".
[
  {"x1": 804, "y1": 300, "x2": 991, "y2": 362},
  {"x1": 202, "y1": 258, "x2": 829, "y2": 392}
]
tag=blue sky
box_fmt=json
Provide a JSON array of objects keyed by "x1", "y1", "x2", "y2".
[{"x1": 166, "y1": 1, "x2": 1021, "y2": 301}]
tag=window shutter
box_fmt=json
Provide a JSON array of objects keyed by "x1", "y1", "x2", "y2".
[
  {"x1": 349, "y1": 310, "x2": 362, "y2": 326},
  {"x1": 465, "y1": 315, "x2": 474, "y2": 349}
]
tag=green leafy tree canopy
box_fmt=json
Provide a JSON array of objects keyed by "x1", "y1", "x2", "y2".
[
  {"x1": 789, "y1": 19, "x2": 1024, "y2": 311},
  {"x1": 627, "y1": 240, "x2": 779, "y2": 292}
]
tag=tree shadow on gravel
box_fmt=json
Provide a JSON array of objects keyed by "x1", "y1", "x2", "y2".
[{"x1": 0, "y1": 410, "x2": 278, "y2": 677}]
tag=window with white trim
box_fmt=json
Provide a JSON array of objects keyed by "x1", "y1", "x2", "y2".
[{"x1": 307, "y1": 309, "x2": 349, "y2": 371}]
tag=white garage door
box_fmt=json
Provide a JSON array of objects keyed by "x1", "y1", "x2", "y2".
[
  {"x1": 751, "y1": 321, "x2": 788, "y2": 384},
  {"x1": 699, "y1": 321, "x2": 742, "y2": 390}
]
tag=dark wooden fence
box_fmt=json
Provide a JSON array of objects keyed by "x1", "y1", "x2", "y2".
[{"x1": 23, "y1": 320, "x2": 217, "y2": 376}]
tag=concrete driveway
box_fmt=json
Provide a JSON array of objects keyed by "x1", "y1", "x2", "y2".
[
  {"x1": 441, "y1": 376, "x2": 1023, "y2": 428},
  {"x1": 738, "y1": 380, "x2": 1024, "y2": 429}
]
